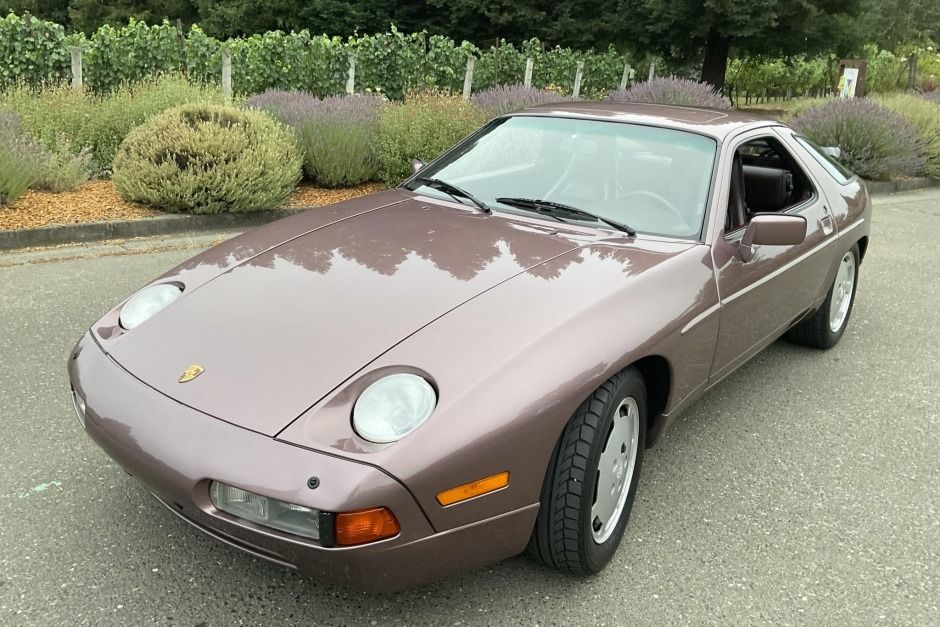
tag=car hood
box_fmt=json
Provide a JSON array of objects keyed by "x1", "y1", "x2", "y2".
[{"x1": 106, "y1": 194, "x2": 588, "y2": 436}]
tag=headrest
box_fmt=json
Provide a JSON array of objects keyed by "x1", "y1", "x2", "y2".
[{"x1": 742, "y1": 164, "x2": 793, "y2": 212}]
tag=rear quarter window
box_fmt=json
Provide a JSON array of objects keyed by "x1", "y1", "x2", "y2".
[{"x1": 792, "y1": 134, "x2": 856, "y2": 185}]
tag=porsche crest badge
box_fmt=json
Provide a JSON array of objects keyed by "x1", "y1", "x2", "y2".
[{"x1": 178, "y1": 364, "x2": 205, "y2": 383}]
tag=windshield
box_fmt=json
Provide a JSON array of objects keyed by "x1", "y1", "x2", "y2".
[{"x1": 408, "y1": 116, "x2": 717, "y2": 239}]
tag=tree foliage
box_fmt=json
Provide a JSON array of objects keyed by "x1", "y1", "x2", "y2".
[{"x1": 617, "y1": 0, "x2": 864, "y2": 88}]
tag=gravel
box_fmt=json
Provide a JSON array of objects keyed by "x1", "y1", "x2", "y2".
[{"x1": 0, "y1": 181, "x2": 384, "y2": 231}]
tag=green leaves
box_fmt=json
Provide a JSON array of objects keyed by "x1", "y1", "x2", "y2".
[
  {"x1": 1, "y1": 12, "x2": 631, "y2": 98},
  {"x1": 0, "y1": 13, "x2": 70, "y2": 89},
  {"x1": 112, "y1": 104, "x2": 302, "y2": 213}
]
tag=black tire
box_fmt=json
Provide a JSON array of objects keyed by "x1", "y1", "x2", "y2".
[
  {"x1": 528, "y1": 368, "x2": 647, "y2": 575},
  {"x1": 787, "y1": 243, "x2": 860, "y2": 349}
]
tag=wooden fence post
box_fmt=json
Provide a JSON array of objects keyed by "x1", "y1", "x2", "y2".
[
  {"x1": 69, "y1": 46, "x2": 83, "y2": 90},
  {"x1": 221, "y1": 50, "x2": 232, "y2": 101},
  {"x1": 346, "y1": 52, "x2": 357, "y2": 94},
  {"x1": 620, "y1": 61, "x2": 632, "y2": 89},
  {"x1": 572, "y1": 60, "x2": 584, "y2": 99},
  {"x1": 524, "y1": 57, "x2": 534, "y2": 88},
  {"x1": 462, "y1": 56, "x2": 475, "y2": 99}
]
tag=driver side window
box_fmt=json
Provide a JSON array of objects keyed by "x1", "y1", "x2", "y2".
[{"x1": 726, "y1": 136, "x2": 816, "y2": 234}]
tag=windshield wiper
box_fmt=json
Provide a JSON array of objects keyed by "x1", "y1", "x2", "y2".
[
  {"x1": 495, "y1": 197, "x2": 636, "y2": 236},
  {"x1": 411, "y1": 177, "x2": 491, "y2": 214}
]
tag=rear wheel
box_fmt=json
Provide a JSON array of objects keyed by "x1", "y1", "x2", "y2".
[
  {"x1": 787, "y1": 244, "x2": 860, "y2": 349},
  {"x1": 528, "y1": 368, "x2": 647, "y2": 575}
]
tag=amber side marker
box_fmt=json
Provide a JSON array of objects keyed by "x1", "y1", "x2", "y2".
[
  {"x1": 436, "y1": 471, "x2": 510, "y2": 506},
  {"x1": 335, "y1": 507, "x2": 400, "y2": 546}
]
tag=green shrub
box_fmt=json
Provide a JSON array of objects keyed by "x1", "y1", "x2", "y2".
[
  {"x1": 376, "y1": 90, "x2": 485, "y2": 186},
  {"x1": 1, "y1": 75, "x2": 225, "y2": 171},
  {"x1": 877, "y1": 94, "x2": 940, "y2": 179},
  {"x1": 113, "y1": 104, "x2": 302, "y2": 213},
  {"x1": 32, "y1": 139, "x2": 94, "y2": 193},
  {"x1": 790, "y1": 99, "x2": 925, "y2": 180},
  {"x1": 89, "y1": 75, "x2": 226, "y2": 168},
  {"x1": 0, "y1": 84, "x2": 97, "y2": 155}
]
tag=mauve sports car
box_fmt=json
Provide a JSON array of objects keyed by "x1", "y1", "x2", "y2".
[{"x1": 68, "y1": 103, "x2": 871, "y2": 592}]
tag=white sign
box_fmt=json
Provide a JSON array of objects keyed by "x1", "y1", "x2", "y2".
[{"x1": 839, "y1": 67, "x2": 859, "y2": 98}]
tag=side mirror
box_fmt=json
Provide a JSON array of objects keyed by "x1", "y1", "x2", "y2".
[
  {"x1": 739, "y1": 214, "x2": 807, "y2": 262},
  {"x1": 411, "y1": 158, "x2": 426, "y2": 174},
  {"x1": 820, "y1": 146, "x2": 842, "y2": 159}
]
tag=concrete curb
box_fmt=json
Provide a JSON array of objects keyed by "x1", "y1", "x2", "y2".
[
  {"x1": 866, "y1": 177, "x2": 940, "y2": 195},
  {"x1": 0, "y1": 207, "x2": 309, "y2": 252}
]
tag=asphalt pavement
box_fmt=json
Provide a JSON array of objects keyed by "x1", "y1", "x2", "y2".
[{"x1": 1, "y1": 190, "x2": 938, "y2": 626}]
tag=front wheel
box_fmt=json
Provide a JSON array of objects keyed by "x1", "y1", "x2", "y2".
[
  {"x1": 528, "y1": 368, "x2": 647, "y2": 575},
  {"x1": 787, "y1": 243, "x2": 860, "y2": 349}
]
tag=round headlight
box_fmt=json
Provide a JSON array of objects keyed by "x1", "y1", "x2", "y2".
[
  {"x1": 119, "y1": 284, "x2": 183, "y2": 330},
  {"x1": 353, "y1": 374, "x2": 437, "y2": 443}
]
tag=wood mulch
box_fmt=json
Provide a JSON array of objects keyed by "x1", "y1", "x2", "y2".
[{"x1": 0, "y1": 180, "x2": 386, "y2": 231}]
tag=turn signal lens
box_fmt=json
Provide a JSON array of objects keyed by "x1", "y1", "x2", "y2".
[
  {"x1": 335, "y1": 507, "x2": 400, "y2": 546},
  {"x1": 436, "y1": 471, "x2": 510, "y2": 506}
]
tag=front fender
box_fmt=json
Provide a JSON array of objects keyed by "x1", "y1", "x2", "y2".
[{"x1": 278, "y1": 240, "x2": 720, "y2": 532}]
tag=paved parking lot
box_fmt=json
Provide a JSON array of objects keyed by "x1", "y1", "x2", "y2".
[{"x1": 1, "y1": 190, "x2": 937, "y2": 625}]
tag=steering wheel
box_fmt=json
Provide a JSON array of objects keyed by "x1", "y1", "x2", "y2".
[{"x1": 618, "y1": 190, "x2": 686, "y2": 227}]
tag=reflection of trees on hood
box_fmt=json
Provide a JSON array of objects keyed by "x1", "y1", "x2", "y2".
[{"x1": 171, "y1": 203, "x2": 638, "y2": 283}]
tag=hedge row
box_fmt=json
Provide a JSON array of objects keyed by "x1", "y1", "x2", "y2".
[{"x1": 1, "y1": 13, "x2": 628, "y2": 99}]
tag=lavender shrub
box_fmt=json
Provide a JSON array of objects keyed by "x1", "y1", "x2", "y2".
[
  {"x1": 0, "y1": 112, "x2": 44, "y2": 204},
  {"x1": 300, "y1": 94, "x2": 385, "y2": 187},
  {"x1": 471, "y1": 84, "x2": 570, "y2": 119},
  {"x1": 243, "y1": 89, "x2": 322, "y2": 129},
  {"x1": 245, "y1": 90, "x2": 385, "y2": 187},
  {"x1": 609, "y1": 77, "x2": 732, "y2": 110},
  {"x1": 791, "y1": 98, "x2": 925, "y2": 180},
  {"x1": 921, "y1": 90, "x2": 940, "y2": 105}
]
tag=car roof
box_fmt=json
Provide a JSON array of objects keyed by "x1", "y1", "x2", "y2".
[{"x1": 511, "y1": 101, "x2": 778, "y2": 140}]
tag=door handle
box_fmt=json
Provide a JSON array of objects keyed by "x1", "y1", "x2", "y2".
[{"x1": 820, "y1": 213, "x2": 834, "y2": 235}]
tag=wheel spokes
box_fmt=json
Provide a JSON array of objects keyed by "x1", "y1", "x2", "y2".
[
  {"x1": 829, "y1": 252, "x2": 856, "y2": 333},
  {"x1": 591, "y1": 398, "x2": 639, "y2": 543}
]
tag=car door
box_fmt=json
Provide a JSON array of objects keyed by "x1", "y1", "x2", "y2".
[{"x1": 708, "y1": 129, "x2": 839, "y2": 384}]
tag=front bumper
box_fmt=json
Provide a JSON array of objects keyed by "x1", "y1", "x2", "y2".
[{"x1": 67, "y1": 332, "x2": 536, "y2": 592}]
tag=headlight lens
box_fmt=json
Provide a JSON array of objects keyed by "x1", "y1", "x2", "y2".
[
  {"x1": 119, "y1": 284, "x2": 182, "y2": 330},
  {"x1": 353, "y1": 373, "x2": 437, "y2": 443},
  {"x1": 210, "y1": 481, "x2": 320, "y2": 540}
]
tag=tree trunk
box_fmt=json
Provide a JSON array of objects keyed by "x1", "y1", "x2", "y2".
[{"x1": 701, "y1": 28, "x2": 731, "y2": 91}]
